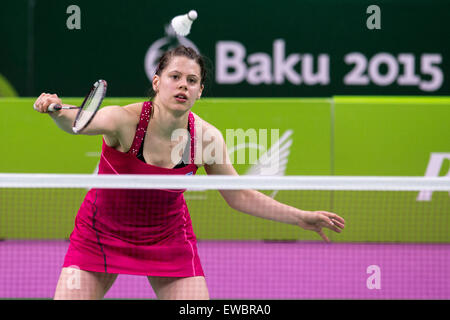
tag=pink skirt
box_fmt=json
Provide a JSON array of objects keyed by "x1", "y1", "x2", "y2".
[{"x1": 62, "y1": 188, "x2": 205, "y2": 277}]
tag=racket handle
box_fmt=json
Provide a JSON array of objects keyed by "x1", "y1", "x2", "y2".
[
  {"x1": 48, "y1": 103, "x2": 62, "y2": 112},
  {"x1": 33, "y1": 103, "x2": 62, "y2": 112}
]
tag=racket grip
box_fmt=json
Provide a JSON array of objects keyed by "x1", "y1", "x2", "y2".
[{"x1": 48, "y1": 103, "x2": 62, "y2": 112}]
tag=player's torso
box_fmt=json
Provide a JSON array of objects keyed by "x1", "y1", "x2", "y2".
[{"x1": 102, "y1": 102, "x2": 206, "y2": 169}]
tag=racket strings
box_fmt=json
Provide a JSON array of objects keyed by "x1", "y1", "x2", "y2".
[{"x1": 73, "y1": 80, "x2": 107, "y2": 132}]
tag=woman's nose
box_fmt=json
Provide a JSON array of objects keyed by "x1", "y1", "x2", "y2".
[{"x1": 178, "y1": 78, "x2": 188, "y2": 89}]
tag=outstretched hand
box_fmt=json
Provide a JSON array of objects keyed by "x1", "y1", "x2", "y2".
[
  {"x1": 33, "y1": 93, "x2": 62, "y2": 113},
  {"x1": 297, "y1": 210, "x2": 345, "y2": 243}
]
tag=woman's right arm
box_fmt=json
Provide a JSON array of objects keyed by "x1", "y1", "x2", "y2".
[{"x1": 33, "y1": 92, "x2": 132, "y2": 137}]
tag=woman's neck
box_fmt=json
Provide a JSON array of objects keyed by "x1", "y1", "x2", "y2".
[{"x1": 150, "y1": 100, "x2": 189, "y2": 139}]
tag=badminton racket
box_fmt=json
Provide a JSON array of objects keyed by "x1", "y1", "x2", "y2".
[{"x1": 34, "y1": 79, "x2": 107, "y2": 133}]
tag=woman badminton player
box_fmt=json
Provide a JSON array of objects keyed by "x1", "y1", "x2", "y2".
[{"x1": 33, "y1": 46, "x2": 345, "y2": 300}]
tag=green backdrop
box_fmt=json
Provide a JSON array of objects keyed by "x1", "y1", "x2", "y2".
[{"x1": 0, "y1": 96, "x2": 449, "y2": 242}]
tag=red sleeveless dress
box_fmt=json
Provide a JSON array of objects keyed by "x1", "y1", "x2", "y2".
[{"x1": 63, "y1": 101, "x2": 204, "y2": 277}]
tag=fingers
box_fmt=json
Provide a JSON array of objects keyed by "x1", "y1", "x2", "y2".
[
  {"x1": 33, "y1": 93, "x2": 45, "y2": 111},
  {"x1": 302, "y1": 210, "x2": 345, "y2": 243},
  {"x1": 325, "y1": 211, "x2": 346, "y2": 225},
  {"x1": 33, "y1": 93, "x2": 61, "y2": 113},
  {"x1": 320, "y1": 211, "x2": 345, "y2": 229},
  {"x1": 317, "y1": 230, "x2": 330, "y2": 243},
  {"x1": 323, "y1": 221, "x2": 341, "y2": 234},
  {"x1": 317, "y1": 212, "x2": 345, "y2": 235},
  {"x1": 34, "y1": 93, "x2": 49, "y2": 113},
  {"x1": 331, "y1": 219, "x2": 345, "y2": 229},
  {"x1": 317, "y1": 220, "x2": 338, "y2": 243}
]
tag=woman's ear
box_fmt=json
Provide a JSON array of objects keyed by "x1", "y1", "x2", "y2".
[
  {"x1": 152, "y1": 75, "x2": 160, "y2": 93},
  {"x1": 197, "y1": 84, "x2": 204, "y2": 99}
]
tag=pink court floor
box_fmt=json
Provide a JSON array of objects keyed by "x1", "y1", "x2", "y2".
[{"x1": 0, "y1": 240, "x2": 449, "y2": 299}]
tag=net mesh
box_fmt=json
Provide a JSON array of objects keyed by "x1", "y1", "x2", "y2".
[{"x1": 0, "y1": 174, "x2": 449, "y2": 299}]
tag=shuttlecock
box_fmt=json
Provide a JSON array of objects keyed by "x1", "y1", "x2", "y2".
[{"x1": 171, "y1": 10, "x2": 198, "y2": 36}]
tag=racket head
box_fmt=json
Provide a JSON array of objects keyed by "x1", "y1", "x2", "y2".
[{"x1": 72, "y1": 79, "x2": 107, "y2": 133}]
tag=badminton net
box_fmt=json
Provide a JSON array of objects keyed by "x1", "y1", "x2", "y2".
[{"x1": 0, "y1": 174, "x2": 449, "y2": 299}]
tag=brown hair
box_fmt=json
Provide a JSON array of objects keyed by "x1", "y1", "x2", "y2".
[{"x1": 148, "y1": 46, "x2": 207, "y2": 116}]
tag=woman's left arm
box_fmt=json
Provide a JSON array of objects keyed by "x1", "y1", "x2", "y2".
[{"x1": 203, "y1": 127, "x2": 345, "y2": 242}]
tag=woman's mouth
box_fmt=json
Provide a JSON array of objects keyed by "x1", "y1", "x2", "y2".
[{"x1": 174, "y1": 94, "x2": 188, "y2": 102}]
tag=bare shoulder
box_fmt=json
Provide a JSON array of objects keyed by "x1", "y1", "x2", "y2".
[
  {"x1": 122, "y1": 102, "x2": 144, "y2": 118},
  {"x1": 99, "y1": 102, "x2": 141, "y2": 124},
  {"x1": 192, "y1": 112, "x2": 227, "y2": 167},
  {"x1": 192, "y1": 113, "x2": 224, "y2": 139},
  {"x1": 101, "y1": 102, "x2": 143, "y2": 149}
]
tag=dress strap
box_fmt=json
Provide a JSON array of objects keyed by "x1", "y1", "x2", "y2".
[
  {"x1": 129, "y1": 101, "x2": 152, "y2": 156},
  {"x1": 188, "y1": 112, "x2": 195, "y2": 164},
  {"x1": 129, "y1": 101, "x2": 196, "y2": 164}
]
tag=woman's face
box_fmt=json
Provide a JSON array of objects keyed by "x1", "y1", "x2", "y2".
[{"x1": 152, "y1": 56, "x2": 203, "y2": 114}]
